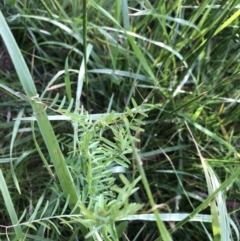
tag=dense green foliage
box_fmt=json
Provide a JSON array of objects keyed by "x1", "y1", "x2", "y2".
[{"x1": 1, "y1": 0, "x2": 240, "y2": 240}]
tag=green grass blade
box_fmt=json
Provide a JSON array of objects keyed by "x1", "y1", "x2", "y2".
[
  {"x1": 0, "y1": 11, "x2": 79, "y2": 207},
  {"x1": 31, "y1": 122, "x2": 55, "y2": 178},
  {"x1": 64, "y1": 56, "x2": 72, "y2": 102},
  {"x1": 121, "y1": 0, "x2": 130, "y2": 31},
  {"x1": 180, "y1": 114, "x2": 239, "y2": 156},
  {"x1": 174, "y1": 166, "x2": 240, "y2": 232},
  {"x1": 0, "y1": 169, "x2": 23, "y2": 239},
  {"x1": 186, "y1": 123, "x2": 230, "y2": 241},
  {"x1": 9, "y1": 109, "x2": 24, "y2": 194},
  {"x1": 213, "y1": 8, "x2": 240, "y2": 36},
  {"x1": 125, "y1": 119, "x2": 173, "y2": 241}
]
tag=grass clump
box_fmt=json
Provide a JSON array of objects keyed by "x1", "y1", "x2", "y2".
[{"x1": 1, "y1": 0, "x2": 240, "y2": 240}]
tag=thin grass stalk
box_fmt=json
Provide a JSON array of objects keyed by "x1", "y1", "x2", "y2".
[
  {"x1": 125, "y1": 120, "x2": 173, "y2": 241},
  {"x1": 83, "y1": 0, "x2": 90, "y2": 110}
]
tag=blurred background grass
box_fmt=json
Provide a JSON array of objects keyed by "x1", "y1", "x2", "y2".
[{"x1": 1, "y1": 0, "x2": 240, "y2": 240}]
